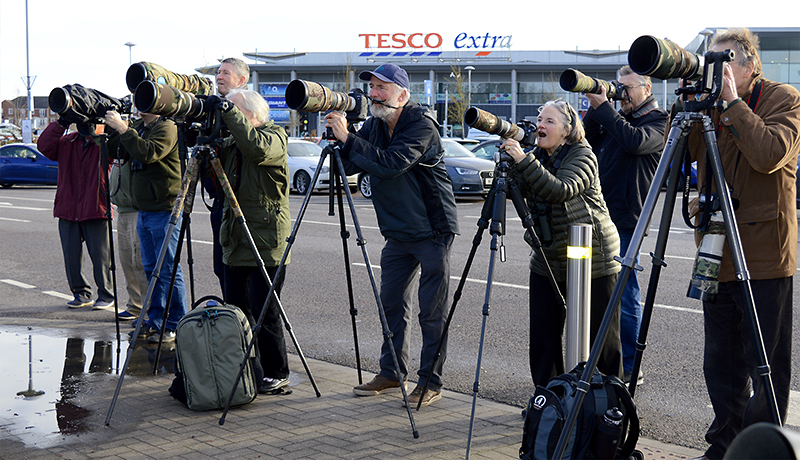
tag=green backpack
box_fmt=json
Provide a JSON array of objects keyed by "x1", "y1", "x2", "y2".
[{"x1": 173, "y1": 297, "x2": 259, "y2": 411}]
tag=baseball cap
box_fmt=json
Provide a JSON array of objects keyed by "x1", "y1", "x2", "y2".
[{"x1": 359, "y1": 63, "x2": 409, "y2": 90}]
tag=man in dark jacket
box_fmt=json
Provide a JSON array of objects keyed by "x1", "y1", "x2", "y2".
[
  {"x1": 38, "y1": 120, "x2": 115, "y2": 310},
  {"x1": 105, "y1": 110, "x2": 186, "y2": 343},
  {"x1": 325, "y1": 63, "x2": 459, "y2": 407},
  {"x1": 583, "y1": 65, "x2": 668, "y2": 385}
]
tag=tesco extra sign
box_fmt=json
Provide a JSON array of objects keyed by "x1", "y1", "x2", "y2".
[{"x1": 359, "y1": 33, "x2": 512, "y2": 50}]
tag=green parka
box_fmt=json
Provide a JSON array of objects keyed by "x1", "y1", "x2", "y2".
[
  {"x1": 511, "y1": 140, "x2": 621, "y2": 282},
  {"x1": 107, "y1": 117, "x2": 181, "y2": 213},
  {"x1": 217, "y1": 108, "x2": 290, "y2": 268}
]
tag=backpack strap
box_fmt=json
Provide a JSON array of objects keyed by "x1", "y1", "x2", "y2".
[{"x1": 608, "y1": 377, "x2": 640, "y2": 459}]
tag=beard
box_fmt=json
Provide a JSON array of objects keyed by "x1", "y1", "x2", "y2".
[{"x1": 370, "y1": 102, "x2": 392, "y2": 120}]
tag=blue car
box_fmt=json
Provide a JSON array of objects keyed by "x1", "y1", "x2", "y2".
[{"x1": 0, "y1": 143, "x2": 58, "y2": 188}]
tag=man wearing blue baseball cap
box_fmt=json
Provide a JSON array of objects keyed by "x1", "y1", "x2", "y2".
[{"x1": 325, "y1": 63, "x2": 459, "y2": 407}]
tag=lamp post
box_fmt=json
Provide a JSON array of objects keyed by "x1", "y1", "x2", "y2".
[
  {"x1": 464, "y1": 66, "x2": 475, "y2": 108},
  {"x1": 124, "y1": 42, "x2": 136, "y2": 66}
]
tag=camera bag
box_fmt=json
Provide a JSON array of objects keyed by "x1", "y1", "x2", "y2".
[
  {"x1": 519, "y1": 363, "x2": 641, "y2": 460},
  {"x1": 170, "y1": 297, "x2": 260, "y2": 411}
]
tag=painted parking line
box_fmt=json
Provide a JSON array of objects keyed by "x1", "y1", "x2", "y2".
[
  {"x1": 1, "y1": 279, "x2": 35, "y2": 289},
  {"x1": 42, "y1": 291, "x2": 73, "y2": 300}
]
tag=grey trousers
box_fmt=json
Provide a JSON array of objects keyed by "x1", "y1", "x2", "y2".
[
  {"x1": 378, "y1": 234, "x2": 454, "y2": 391},
  {"x1": 116, "y1": 210, "x2": 147, "y2": 314},
  {"x1": 58, "y1": 218, "x2": 113, "y2": 303}
]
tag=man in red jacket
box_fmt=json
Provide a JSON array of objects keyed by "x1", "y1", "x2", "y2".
[{"x1": 37, "y1": 119, "x2": 114, "y2": 310}]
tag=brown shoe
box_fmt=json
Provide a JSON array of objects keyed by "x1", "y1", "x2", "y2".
[
  {"x1": 402, "y1": 385, "x2": 442, "y2": 407},
  {"x1": 353, "y1": 374, "x2": 406, "y2": 396}
]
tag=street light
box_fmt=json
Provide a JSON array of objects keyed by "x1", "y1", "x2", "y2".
[
  {"x1": 124, "y1": 42, "x2": 136, "y2": 66},
  {"x1": 464, "y1": 66, "x2": 475, "y2": 108}
]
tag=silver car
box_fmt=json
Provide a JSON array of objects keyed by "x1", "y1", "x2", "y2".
[{"x1": 287, "y1": 139, "x2": 357, "y2": 195}]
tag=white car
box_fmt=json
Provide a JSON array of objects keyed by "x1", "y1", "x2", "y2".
[{"x1": 287, "y1": 139, "x2": 358, "y2": 195}]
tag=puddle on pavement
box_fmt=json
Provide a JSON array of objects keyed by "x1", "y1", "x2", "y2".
[{"x1": 0, "y1": 328, "x2": 175, "y2": 448}]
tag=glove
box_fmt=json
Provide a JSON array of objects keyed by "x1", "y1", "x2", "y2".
[{"x1": 202, "y1": 95, "x2": 234, "y2": 113}]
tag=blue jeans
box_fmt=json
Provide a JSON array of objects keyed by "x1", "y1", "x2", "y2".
[
  {"x1": 137, "y1": 211, "x2": 187, "y2": 332},
  {"x1": 618, "y1": 228, "x2": 642, "y2": 373}
]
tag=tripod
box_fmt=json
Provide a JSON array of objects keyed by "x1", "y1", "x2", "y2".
[
  {"x1": 424, "y1": 154, "x2": 564, "y2": 459},
  {"x1": 219, "y1": 131, "x2": 421, "y2": 437},
  {"x1": 551, "y1": 109, "x2": 782, "y2": 459},
  {"x1": 105, "y1": 138, "x2": 320, "y2": 425}
]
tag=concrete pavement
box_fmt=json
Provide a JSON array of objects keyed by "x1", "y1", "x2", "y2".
[{"x1": 0, "y1": 317, "x2": 704, "y2": 459}]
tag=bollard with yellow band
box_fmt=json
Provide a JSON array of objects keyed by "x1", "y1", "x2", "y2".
[{"x1": 566, "y1": 224, "x2": 592, "y2": 370}]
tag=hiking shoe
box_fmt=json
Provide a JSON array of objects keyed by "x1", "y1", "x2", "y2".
[
  {"x1": 128, "y1": 324, "x2": 155, "y2": 340},
  {"x1": 402, "y1": 385, "x2": 442, "y2": 407},
  {"x1": 259, "y1": 377, "x2": 290, "y2": 394},
  {"x1": 92, "y1": 299, "x2": 114, "y2": 310},
  {"x1": 147, "y1": 330, "x2": 176, "y2": 344},
  {"x1": 117, "y1": 310, "x2": 137, "y2": 321},
  {"x1": 67, "y1": 297, "x2": 93, "y2": 309},
  {"x1": 353, "y1": 374, "x2": 406, "y2": 396}
]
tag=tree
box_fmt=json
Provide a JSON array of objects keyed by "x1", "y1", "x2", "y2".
[{"x1": 445, "y1": 65, "x2": 469, "y2": 137}]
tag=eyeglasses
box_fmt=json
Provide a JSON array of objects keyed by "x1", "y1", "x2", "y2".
[{"x1": 622, "y1": 84, "x2": 646, "y2": 92}]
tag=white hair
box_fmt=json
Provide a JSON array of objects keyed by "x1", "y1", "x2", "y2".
[{"x1": 226, "y1": 89, "x2": 270, "y2": 126}]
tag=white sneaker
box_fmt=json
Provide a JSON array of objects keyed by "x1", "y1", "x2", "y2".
[{"x1": 92, "y1": 299, "x2": 114, "y2": 310}]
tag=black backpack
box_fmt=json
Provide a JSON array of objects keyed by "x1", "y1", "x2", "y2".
[{"x1": 519, "y1": 363, "x2": 641, "y2": 460}]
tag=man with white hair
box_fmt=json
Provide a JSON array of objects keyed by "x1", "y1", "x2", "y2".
[{"x1": 325, "y1": 63, "x2": 459, "y2": 407}]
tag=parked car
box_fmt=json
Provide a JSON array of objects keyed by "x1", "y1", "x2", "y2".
[
  {"x1": 358, "y1": 139, "x2": 495, "y2": 198},
  {"x1": 470, "y1": 138, "x2": 503, "y2": 161},
  {"x1": 287, "y1": 139, "x2": 357, "y2": 195},
  {"x1": 0, "y1": 143, "x2": 58, "y2": 188},
  {"x1": 664, "y1": 157, "x2": 697, "y2": 190}
]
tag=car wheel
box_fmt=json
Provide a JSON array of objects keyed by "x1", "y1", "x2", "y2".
[
  {"x1": 294, "y1": 170, "x2": 312, "y2": 195},
  {"x1": 1, "y1": 183, "x2": 12, "y2": 189},
  {"x1": 358, "y1": 173, "x2": 372, "y2": 198}
]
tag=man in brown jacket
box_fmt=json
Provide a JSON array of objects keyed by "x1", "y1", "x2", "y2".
[{"x1": 682, "y1": 28, "x2": 800, "y2": 460}]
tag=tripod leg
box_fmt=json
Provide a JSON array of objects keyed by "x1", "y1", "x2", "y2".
[
  {"x1": 552, "y1": 115, "x2": 692, "y2": 459},
  {"x1": 627, "y1": 120, "x2": 692, "y2": 397},
  {"x1": 99, "y1": 136, "x2": 122, "y2": 363},
  {"x1": 217, "y1": 151, "x2": 325, "y2": 426},
  {"x1": 184, "y1": 219, "x2": 196, "y2": 307},
  {"x1": 701, "y1": 122, "x2": 781, "y2": 425},
  {"x1": 329, "y1": 148, "x2": 419, "y2": 438},
  {"x1": 466, "y1": 181, "x2": 508, "y2": 459},
  {"x1": 151, "y1": 214, "x2": 189, "y2": 374},
  {"x1": 415, "y1": 180, "x2": 498, "y2": 411},
  {"x1": 331, "y1": 162, "x2": 363, "y2": 384},
  {"x1": 105, "y1": 154, "x2": 199, "y2": 426}
]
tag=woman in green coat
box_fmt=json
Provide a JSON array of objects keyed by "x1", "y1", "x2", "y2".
[{"x1": 502, "y1": 100, "x2": 623, "y2": 386}]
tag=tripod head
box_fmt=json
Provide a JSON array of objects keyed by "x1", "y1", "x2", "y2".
[{"x1": 677, "y1": 49, "x2": 735, "y2": 112}]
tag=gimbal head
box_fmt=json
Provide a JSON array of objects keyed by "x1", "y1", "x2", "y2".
[{"x1": 678, "y1": 49, "x2": 736, "y2": 112}]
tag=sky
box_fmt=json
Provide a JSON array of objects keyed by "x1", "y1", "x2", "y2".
[{"x1": 0, "y1": 0, "x2": 795, "y2": 106}]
